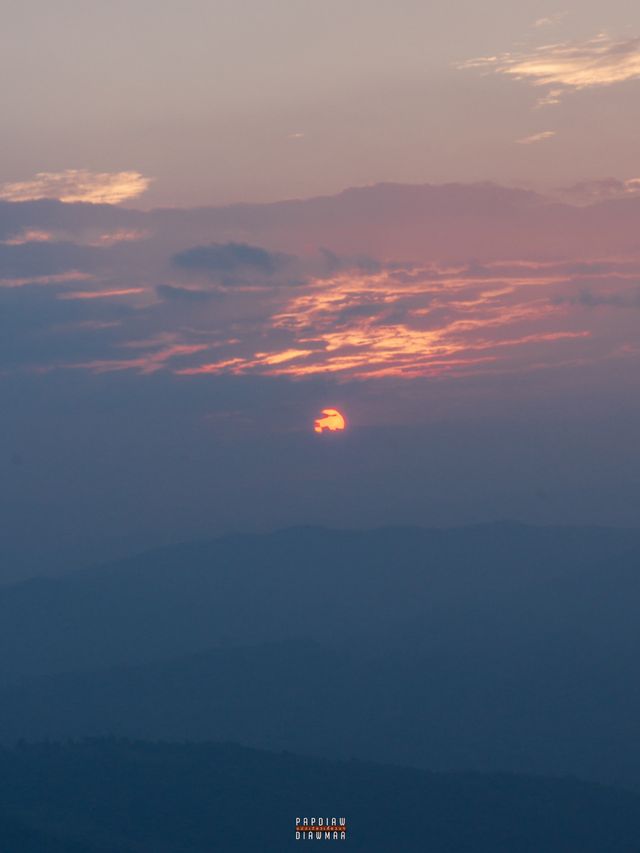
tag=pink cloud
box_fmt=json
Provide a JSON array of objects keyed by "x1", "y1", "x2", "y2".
[{"x1": 2, "y1": 181, "x2": 639, "y2": 384}]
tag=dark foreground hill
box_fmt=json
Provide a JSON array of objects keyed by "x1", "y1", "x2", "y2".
[
  {"x1": 2, "y1": 739, "x2": 640, "y2": 853},
  {"x1": 3, "y1": 636, "x2": 640, "y2": 791}
]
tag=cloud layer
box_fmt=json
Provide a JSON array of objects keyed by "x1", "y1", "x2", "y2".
[
  {"x1": 0, "y1": 170, "x2": 152, "y2": 204},
  {"x1": 0, "y1": 181, "x2": 639, "y2": 384},
  {"x1": 173, "y1": 242, "x2": 290, "y2": 279}
]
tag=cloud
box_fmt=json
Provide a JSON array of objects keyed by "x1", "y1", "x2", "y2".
[
  {"x1": 1, "y1": 181, "x2": 640, "y2": 381},
  {"x1": 317, "y1": 248, "x2": 382, "y2": 276},
  {"x1": 554, "y1": 288, "x2": 640, "y2": 308},
  {"x1": 74, "y1": 336, "x2": 211, "y2": 374},
  {"x1": 0, "y1": 170, "x2": 152, "y2": 204},
  {"x1": 172, "y1": 257, "x2": 618, "y2": 380},
  {"x1": 0, "y1": 271, "x2": 95, "y2": 289},
  {"x1": 555, "y1": 177, "x2": 640, "y2": 204},
  {"x1": 534, "y1": 13, "x2": 568, "y2": 28},
  {"x1": 0, "y1": 242, "x2": 101, "y2": 280},
  {"x1": 156, "y1": 284, "x2": 215, "y2": 302},
  {"x1": 58, "y1": 288, "x2": 145, "y2": 301},
  {"x1": 0, "y1": 281, "x2": 135, "y2": 369},
  {"x1": 1, "y1": 229, "x2": 55, "y2": 245},
  {"x1": 517, "y1": 131, "x2": 556, "y2": 145},
  {"x1": 1, "y1": 226, "x2": 148, "y2": 247},
  {"x1": 86, "y1": 229, "x2": 150, "y2": 247},
  {"x1": 173, "y1": 242, "x2": 289, "y2": 279},
  {"x1": 460, "y1": 33, "x2": 640, "y2": 105},
  {"x1": 5, "y1": 181, "x2": 634, "y2": 265}
]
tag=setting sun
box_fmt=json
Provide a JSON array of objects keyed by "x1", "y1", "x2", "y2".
[{"x1": 314, "y1": 408, "x2": 346, "y2": 433}]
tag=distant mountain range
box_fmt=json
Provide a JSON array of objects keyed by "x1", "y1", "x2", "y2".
[
  {"x1": 2, "y1": 523, "x2": 639, "y2": 676},
  {"x1": 1, "y1": 524, "x2": 640, "y2": 789},
  {"x1": 3, "y1": 739, "x2": 640, "y2": 853}
]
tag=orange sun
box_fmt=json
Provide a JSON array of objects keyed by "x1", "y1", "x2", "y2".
[{"x1": 314, "y1": 408, "x2": 346, "y2": 433}]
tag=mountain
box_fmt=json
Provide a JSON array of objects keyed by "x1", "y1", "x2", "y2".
[
  {"x1": 1, "y1": 523, "x2": 639, "y2": 680},
  {"x1": 2, "y1": 739, "x2": 640, "y2": 853},
  {"x1": 2, "y1": 633, "x2": 640, "y2": 791},
  {"x1": 2, "y1": 524, "x2": 640, "y2": 789},
  {"x1": 0, "y1": 812, "x2": 103, "y2": 853}
]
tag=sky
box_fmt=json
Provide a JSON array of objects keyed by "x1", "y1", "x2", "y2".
[
  {"x1": 2, "y1": 0, "x2": 640, "y2": 204},
  {"x1": 1, "y1": 1, "x2": 640, "y2": 580}
]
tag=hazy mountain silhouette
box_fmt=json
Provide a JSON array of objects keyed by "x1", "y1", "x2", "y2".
[
  {"x1": 2, "y1": 633, "x2": 640, "y2": 790},
  {"x1": 2, "y1": 739, "x2": 640, "y2": 853},
  {"x1": 1, "y1": 523, "x2": 639, "y2": 679},
  {"x1": 2, "y1": 524, "x2": 640, "y2": 790}
]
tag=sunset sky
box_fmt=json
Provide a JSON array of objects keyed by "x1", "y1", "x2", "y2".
[
  {"x1": 3, "y1": 0, "x2": 640, "y2": 204},
  {"x1": 1, "y1": 0, "x2": 639, "y2": 579}
]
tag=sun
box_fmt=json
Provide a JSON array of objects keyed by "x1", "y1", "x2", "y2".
[{"x1": 314, "y1": 408, "x2": 346, "y2": 433}]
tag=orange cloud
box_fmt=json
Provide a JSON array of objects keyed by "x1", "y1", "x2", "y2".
[
  {"x1": 87, "y1": 229, "x2": 150, "y2": 246},
  {"x1": 533, "y1": 13, "x2": 568, "y2": 28},
  {"x1": 517, "y1": 131, "x2": 556, "y2": 145},
  {"x1": 76, "y1": 341, "x2": 209, "y2": 374},
  {"x1": 0, "y1": 271, "x2": 95, "y2": 288},
  {"x1": 461, "y1": 33, "x2": 640, "y2": 105},
  {"x1": 0, "y1": 170, "x2": 152, "y2": 204},
  {"x1": 171, "y1": 263, "x2": 598, "y2": 381},
  {"x1": 58, "y1": 288, "x2": 145, "y2": 300},
  {"x1": 1, "y1": 229, "x2": 55, "y2": 245}
]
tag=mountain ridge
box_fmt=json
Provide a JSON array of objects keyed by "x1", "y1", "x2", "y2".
[{"x1": 2, "y1": 738, "x2": 640, "y2": 852}]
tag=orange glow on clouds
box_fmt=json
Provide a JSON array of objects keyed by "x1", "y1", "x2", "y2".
[
  {"x1": 58, "y1": 288, "x2": 145, "y2": 300},
  {"x1": 0, "y1": 271, "x2": 95, "y2": 289},
  {"x1": 0, "y1": 170, "x2": 151, "y2": 204},
  {"x1": 1, "y1": 229, "x2": 55, "y2": 245},
  {"x1": 49, "y1": 250, "x2": 636, "y2": 381},
  {"x1": 314, "y1": 409, "x2": 346, "y2": 433},
  {"x1": 461, "y1": 33, "x2": 640, "y2": 106},
  {"x1": 171, "y1": 260, "x2": 613, "y2": 381}
]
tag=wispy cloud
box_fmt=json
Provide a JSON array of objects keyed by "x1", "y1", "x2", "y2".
[
  {"x1": 0, "y1": 170, "x2": 152, "y2": 204},
  {"x1": 0, "y1": 271, "x2": 94, "y2": 289},
  {"x1": 555, "y1": 177, "x2": 640, "y2": 204},
  {"x1": 57, "y1": 288, "x2": 145, "y2": 301},
  {"x1": 517, "y1": 130, "x2": 556, "y2": 145},
  {"x1": 460, "y1": 33, "x2": 640, "y2": 105},
  {"x1": 534, "y1": 12, "x2": 568, "y2": 29},
  {"x1": 87, "y1": 229, "x2": 149, "y2": 246},
  {"x1": 75, "y1": 340, "x2": 210, "y2": 374},
  {"x1": 1, "y1": 229, "x2": 55, "y2": 245},
  {"x1": 173, "y1": 242, "x2": 289, "y2": 279},
  {"x1": 1, "y1": 227, "x2": 148, "y2": 247}
]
